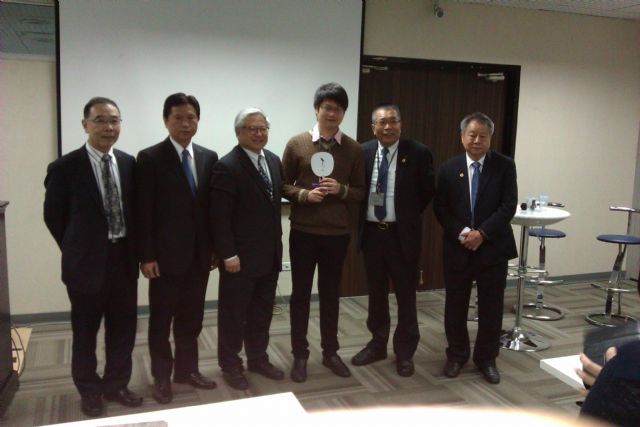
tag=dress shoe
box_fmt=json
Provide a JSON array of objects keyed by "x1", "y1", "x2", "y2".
[
  {"x1": 222, "y1": 369, "x2": 249, "y2": 391},
  {"x1": 104, "y1": 388, "x2": 143, "y2": 407},
  {"x1": 81, "y1": 394, "x2": 103, "y2": 417},
  {"x1": 478, "y1": 362, "x2": 501, "y2": 384},
  {"x1": 152, "y1": 378, "x2": 173, "y2": 404},
  {"x1": 248, "y1": 361, "x2": 285, "y2": 380},
  {"x1": 322, "y1": 354, "x2": 351, "y2": 378},
  {"x1": 290, "y1": 358, "x2": 307, "y2": 383},
  {"x1": 443, "y1": 360, "x2": 463, "y2": 378},
  {"x1": 174, "y1": 371, "x2": 217, "y2": 389},
  {"x1": 351, "y1": 347, "x2": 387, "y2": 366},
  {"x1": 396, "y1": 359, "x2": 414, "y2": 377}
]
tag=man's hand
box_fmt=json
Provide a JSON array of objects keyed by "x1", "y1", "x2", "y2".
[
  {"x1": 306, "y1": 187, "x2": 326, "y2": 203},
  {"x1": 575, "y1": 347, "x2": 617, "y2": 395},
  {"x1": 461, "y1": 229, "x2": 484, "y2": 251},
  {"x1": 141, "y1": 261, "x2": 160, "y2": 279},
  {"x1": 224, "y1": 256, "x2": 241, "y2": 273},
  {"x1": 319, "y1": 177, "x2": 341, "y2": 195}
]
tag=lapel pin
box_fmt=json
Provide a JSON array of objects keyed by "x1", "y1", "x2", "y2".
[
  {"x1": 402, "y1": 157, "x2": 407, "y2": 163},
  {"x1": 459, "y1": 172, "x2": 464, "y2": 178}
]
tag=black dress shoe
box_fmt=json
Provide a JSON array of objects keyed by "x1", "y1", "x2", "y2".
[
  {"x1": 104, "y1": 388, "x2": 143, "y2": 407},
  {"x1": 248, "y1": 361, "x2": 285, "y2": 380},
  {"x1": 152, "y1": 378, "x2": 173, "y2": 404},
  {"x1": 81, "y1": 394, "x2": 103, "y2": 417},
  {"x1": 443, "y1": 360, "x2": 463, "y2": 378},
  {"x1": 222, "y1": 369, "x2": 249, "y2": 390},
  {"x1": 396, "y1": 359, "x2": 414, "y2": 377},
  {"x1": 478, "y1": 363, "x2": 501, "y2": 384},
  {"x1": 322, "y1": 354, "x2": 351, "y2": 378},
  {"x1": 290, "y1": 358, "x2": 307, "y2": 383},
  {"x1": 174, "y1": 371, "x2": 217, "y2": 390},
  {"x1": 351, "y1": 347, "x2": 387, "y2": 366}
]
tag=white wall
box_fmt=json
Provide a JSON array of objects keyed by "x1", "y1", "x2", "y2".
[
  {"x1": 365, "y1": 0, "x2": 640, "y2": 277},
  {"x1": 2, "y1": 0, "x2": 640, "y2": 316}
]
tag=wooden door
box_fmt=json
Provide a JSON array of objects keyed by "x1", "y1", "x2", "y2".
[{"x1": 340, "y1": 56, "x2": 520, "y2": 296}]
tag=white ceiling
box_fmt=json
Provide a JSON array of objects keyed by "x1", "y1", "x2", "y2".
[{"x1": 453, "y1": 0, "x2": 640, "y2": 20}]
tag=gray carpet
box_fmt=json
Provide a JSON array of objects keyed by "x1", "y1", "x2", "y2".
[{"x1": 3, "y1": 281, "x2": 639, "y2": 426}]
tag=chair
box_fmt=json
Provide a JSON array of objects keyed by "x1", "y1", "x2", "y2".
[
  {"x1": 519, "y1": 227, "x2": 566, "y2": 321},
  {"x1": 586, "y1": 206, "x2": 640, "y2": 327}
]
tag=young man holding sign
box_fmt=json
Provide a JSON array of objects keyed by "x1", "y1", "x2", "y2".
[{"x1": 282, "y1": 82, "x2": 365, "y2": 382}]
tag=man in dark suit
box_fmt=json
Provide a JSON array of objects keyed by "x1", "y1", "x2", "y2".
[
  {"x1": 351, "y1": 104, "x2": 434, "y2": 377},
  {"x1": 210, "y1": 108, "x2": 285, "y2": 390},
  {"x1": 136, "y1": 93, "x2": 218, "y2": 404},
  {"x1": 434, "y1": 112, "x2": 518, "y2": 384},
  {"x1": 44, "y1": 97, "x2": 142, "y2": 417}
]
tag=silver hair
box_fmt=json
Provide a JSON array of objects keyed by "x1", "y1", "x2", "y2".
[
  {"x1": 460, "y1": 112, "x2": 494, "y2": 135},
  {"x1": 371, "y1": 104, "x2": 402, "y2": 123},
  {"x1": 234, "y1": 107, "x2": 271, "y2": 130}
]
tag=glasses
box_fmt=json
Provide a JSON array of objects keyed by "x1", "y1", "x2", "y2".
[
  {"x1": 373, "y1": 118, "x2": 401, "y2": 126},
  {"x1": 319, "y1": 104, "x2": 344, "y2": 114},
  {"x1": 89, "y1": 117, "x2": 122, "y2": 126},
  {"x1": 243, "y1": 125, "x2": 269, "y2": 134}
]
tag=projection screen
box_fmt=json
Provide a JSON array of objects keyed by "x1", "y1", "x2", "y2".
[{"x1": 57, "y1": 0, "x2": 363, "y2": 159}]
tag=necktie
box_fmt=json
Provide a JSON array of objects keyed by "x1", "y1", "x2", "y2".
[
  {"x1": 258, "y1": 155, "x2": 273, "y2": 200},
  {"x1": 182, "y1": 149, "x2": 197, "y2": 196},
  {"x1": 101, "y1": 154, "x2": 124, "y2": 237},
  {"x1": 374, "y1": 147, "x2": 390, "y2": 221},
  {"x1": 470, "y1": 161, "x2": 481, "y2": 225}
]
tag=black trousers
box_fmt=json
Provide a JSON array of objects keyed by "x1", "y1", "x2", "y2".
[
  {"x1": 148, "y1": 260, "x2": 209, "y2": 380},
  {"x1": 289, "y1": 229, "x2": 349, "y2": 359},
  {"x1": 362, "y1": 222, "x2": 419, "y2": 361},
  {"x1": 443, "y1": 255, "x2": 507, "y2": 366},
  {"x1": 217, "y1": 270, "x2": 279, "y2": 372},
  {"x1": 66, "y1": 239, "x2": 137, "y2": 397}
]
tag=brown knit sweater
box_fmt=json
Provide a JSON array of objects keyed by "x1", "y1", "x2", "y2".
[{"x1": 282, "y1": 130, "x2": 365, "y2": 235}]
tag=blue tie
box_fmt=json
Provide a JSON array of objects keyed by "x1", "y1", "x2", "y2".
[
  {"x1": 181, "y1": 149, "x2": 197, "y2": 196},
  {"x1": 470, "y1": 161, "x2": 481, "y2": 225},
  {"x1": 374, "y1": 147, "x2": 390, "y2": 221}
]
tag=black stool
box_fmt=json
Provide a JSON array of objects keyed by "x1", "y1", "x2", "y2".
[
  {"x1": 586, "y1": 206, "x2": 640, "y2": 327},
  {"x1": 520, "y1": 227, "x2": 566, "y2": 321}
]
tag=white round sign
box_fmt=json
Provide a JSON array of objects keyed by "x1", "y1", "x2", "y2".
[{"x1": 310, "y1": 152, "x2": 334, "y2": 177}]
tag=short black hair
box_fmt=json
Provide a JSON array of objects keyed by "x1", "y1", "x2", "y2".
[
  {"x1": 371, "y1": 103, "x2": 401, "y2": 123},
  {"x1": 163, "y1": 92, "x2": 200, "y2": 120},
  {"x1": 313, "y1": 82, "x2": 348, "y2": 111},
  {"x1": 83, "y1": 97, "x2": 119, "y2": 119}
]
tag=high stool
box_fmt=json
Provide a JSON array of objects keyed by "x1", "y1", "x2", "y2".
[
  {"x1": 520, "y1": 227, "x2": 566, "y2": 321},
  {"x1": 586, "y1": 206, "x2": 640, "y2": 327}
]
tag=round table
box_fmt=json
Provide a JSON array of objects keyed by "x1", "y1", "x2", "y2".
[{"x1": 500, "y1": 206, "x2": 571, "y2": 352}]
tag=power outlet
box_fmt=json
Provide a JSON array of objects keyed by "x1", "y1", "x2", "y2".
[{"x1": 282, "y1": 261, "x2": 291, "y2": 271}]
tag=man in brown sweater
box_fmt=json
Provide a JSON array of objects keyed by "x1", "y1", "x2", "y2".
[{"x1": 282, "y1": 82, "x2": 365, "y2": 382}]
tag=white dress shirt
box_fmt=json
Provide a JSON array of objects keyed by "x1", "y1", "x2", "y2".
[
  {"x1": 366, "y1": 140, "x2": 399, "y2": 222},
  {"x1": 170, "y1": 136, "x2": 198, "y2": 187}
]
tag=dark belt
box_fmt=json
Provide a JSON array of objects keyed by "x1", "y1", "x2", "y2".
[
  {"x1": 109, "y1": 236, "x2": 127, "y2": 244},
  {"x1": 366, "y1": 221, "x2": 397, "y2": 231}
]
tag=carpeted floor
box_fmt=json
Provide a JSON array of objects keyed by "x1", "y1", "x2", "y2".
[{"x1": 2, "y1": 281, "x2": 639, "y2": 426}]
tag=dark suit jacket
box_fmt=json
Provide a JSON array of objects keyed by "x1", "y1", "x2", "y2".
[
  {"x1": 210, "y1": 146, "x2": 283, "y2": 278},
  {"x1": 434, "y1": 150, "x2": 518, "y2": 270},
  {"x1": 136, "y1": 138, "x2": 218, "y2": 276},
  {"x1": 44, "y1": 146, "x2": 138, "y2": 293},
  {"x1": 361, "y1": 138, "x2": 435, "y2": 263}
]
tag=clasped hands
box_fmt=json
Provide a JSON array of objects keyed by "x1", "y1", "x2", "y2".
[
  {"x1": 460, "y1": 229, "x2": 484, "y2": 251},
  {"x1": 307, "y1": 177, "x2": 340, "y2": 203}
]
